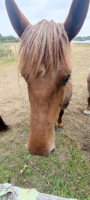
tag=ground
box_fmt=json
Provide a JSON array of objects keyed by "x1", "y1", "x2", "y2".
[{"x1": 0, "y1": 43, "x2": 90, "y2": 200}]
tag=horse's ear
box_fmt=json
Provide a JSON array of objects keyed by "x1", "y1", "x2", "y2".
[
  {"x1": 64, "y1": 0, "x2": 89, "y2": 41},
  {"x1": 5, "y1": 0, "x2": 30, "y2": 38}
]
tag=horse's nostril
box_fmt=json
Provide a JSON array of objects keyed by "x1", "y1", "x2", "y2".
[{"x1": 50, "y1": 148, "x2": 55, "y2": 155}]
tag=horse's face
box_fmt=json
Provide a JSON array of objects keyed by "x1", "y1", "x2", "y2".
[{"x1": 27, "y1": 66, "x2": 71, "y2": 156}]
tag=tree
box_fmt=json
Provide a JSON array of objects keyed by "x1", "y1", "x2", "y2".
[{"x1": 0, "y1": 34, "x2": 3, "y2": 42}]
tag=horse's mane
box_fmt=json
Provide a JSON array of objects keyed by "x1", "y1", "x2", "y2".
[{"x1": 19, "y1": 19, "x2": 71, "y2": 80}]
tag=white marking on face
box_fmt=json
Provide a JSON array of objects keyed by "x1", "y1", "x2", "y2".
[{"x1": 39, "y1": 64, "x2": 46, "y2": 76}]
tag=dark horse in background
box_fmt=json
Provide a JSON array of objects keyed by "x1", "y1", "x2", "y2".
[
  {"x1": 0, "y1": 116, "x2": 9, "y2": 132},
  {"x1": 5, "y1": 0, "x2": 89, "y2": 156},
  {"x1": 84, "y1": 68, "x2": 90, "y2": 115}
]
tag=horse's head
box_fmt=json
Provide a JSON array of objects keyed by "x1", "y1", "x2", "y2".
[
  {"x1": 18, "y1": 19, "x2": 72, "y2": 156},
  {"x1": 26, "y1": 61, "x2": 71, "y2": 156},
  {"x1": 5, "y1": 0, "x2": 89, "y2": 156}
]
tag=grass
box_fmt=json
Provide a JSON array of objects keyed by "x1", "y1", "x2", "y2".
[
  {"x1": 0, "y1": 43, "x2": 13, "y2": 57},
  {"x1": 0, "y1": 56, "x2": 16, "y2": 64},
  {"x1": 0, "y1": 43, "x2": 18, "y2": 65},
  {"x1": 0, "y1": 128, "x2": 90, "y2": 200},
  {"x1": 0, "y1": 42, "x2": 90, "y2": 200}
]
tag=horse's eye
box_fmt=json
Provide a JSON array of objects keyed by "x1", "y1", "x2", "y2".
[{"x1": 63, "y1": 75, "x2": 70, "y2": 86}]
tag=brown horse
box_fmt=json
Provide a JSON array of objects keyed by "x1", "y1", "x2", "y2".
[
  {"x1": 84, "y1": 69, "x2": 90, "y2": 115},
  {"x1": 5, "y1": 0, "x2": 89, "y2": 157}
]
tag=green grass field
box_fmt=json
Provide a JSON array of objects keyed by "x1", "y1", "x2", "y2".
[{"x1": 0, "y1": 42, "x2": 90, "y2": 200}]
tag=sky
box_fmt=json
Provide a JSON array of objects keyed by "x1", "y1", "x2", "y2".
[{"x1": 0, "y1": 0, "x2": 90, "y2": 37}]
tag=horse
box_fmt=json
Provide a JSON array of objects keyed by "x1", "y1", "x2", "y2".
[
  {"x1": 84, "y1": 68, "x2": 90, "y2": 115},
  {"x1": 5, "y1": 0, "x2": 89, "y2": 157},
  {"x1": 0, "y1": 116, "x2": 9, "y2": 132}
]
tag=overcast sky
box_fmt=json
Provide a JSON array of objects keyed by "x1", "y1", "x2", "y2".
[{"x1": 0, "y1": 0, "x2": 90, "y2": 37}]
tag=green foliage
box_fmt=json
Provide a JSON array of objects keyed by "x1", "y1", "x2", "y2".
[
  {"x1": 3, "y1": 35, "x2": 19, "y2": 43},
  {"x1": 0, "y1": 34, "x2": 3, "y2": 43},
  {"x1": 0, "y1": 43, "x2": 13, "y2": 57},
  {"x1": 74, "y1": 36, "x2": 90, "y2": 41},
  {"x1": 0, "y1": 33, "x2": 19, "y2": 43}
]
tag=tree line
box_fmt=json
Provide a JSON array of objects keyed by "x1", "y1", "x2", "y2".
[
  {"x1": 0, "y1": 33, "x2": 90, "y2": 43},
  {"x1": 74, "y1": 36, "x2": 90, "y2": 41},
  {"x1": 0, "y1": 34, "x2": 19, "y2": 43}
]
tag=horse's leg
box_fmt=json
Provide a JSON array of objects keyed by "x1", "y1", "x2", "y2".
[
  {"x1": 87, "y1": 97, "x2": 90, "y2": 110},
  {"x1": 84, "y1": 96, "x2": 90, "y2": 115},
  {"x1": 55, "y1": 110, "x2": 64, "y2": 132},
  {"x1": 0, "y1": 116, "x2": 10, "y2": 132}
]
